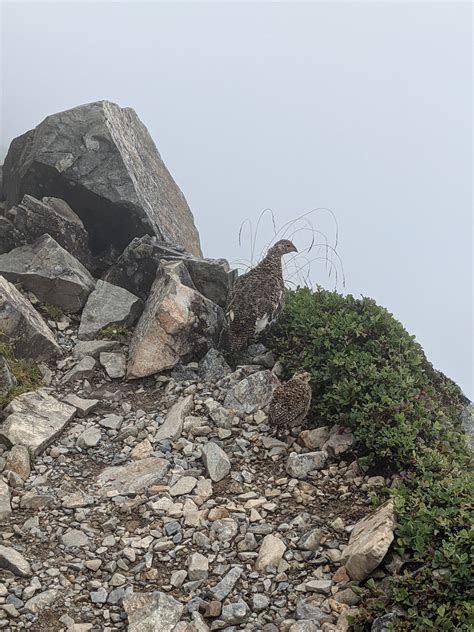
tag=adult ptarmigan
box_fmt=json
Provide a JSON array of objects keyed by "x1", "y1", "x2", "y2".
[
  {"x1": 225, "y1": 239, "x2": 297, "y2": 355},
  {"x1": 268, "y1": 371, "x2": 312, "y2": 436}
]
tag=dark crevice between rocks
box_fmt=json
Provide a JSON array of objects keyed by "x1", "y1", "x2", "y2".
[{"x1": 15, "y1": 162, "x2": 157, "y2": 257}]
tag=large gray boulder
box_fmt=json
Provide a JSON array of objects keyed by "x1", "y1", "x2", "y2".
[
  {"x1": 0, "y1": 275, "x2": 60, "y2": 361},
  {"x1": 78, "y1": 279, "x2": 142, "y2": 340},
  {"x1": 3, "y1": 101, "x2": 202, "y2": 257},
  {"x1": 0, "y1": 234, "x2": 95, "y2": 313},
  {"x1": 127, "y1": 260, "x2": 224, "y2": 379},
  {"x1": 103, "y1": 234, "x2": 235, "y2": 305},
  {"x1": 7, "y1": 194, "x2": 92, "y2": 267}
]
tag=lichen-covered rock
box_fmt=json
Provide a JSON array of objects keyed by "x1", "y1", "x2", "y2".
[
  {"x1": 0, "y1": 480, "x2": 11, "y2": 521},
  {"x1": 198, "y1": 348, "x2": 231, "y2": 383},
  {"x1": 0, "y1": 275, "x2": 60, "y2": 361},
  {"x1": 79, "y1": 280, "x2": 142, "y2": 340},
  {"x1": 7, "y1": 194, "x2": 92, "y2": 267},
  {"x1": 123, "y1": 591, "x2": 183, "y2": 632},
  {"x1": 97, "y1": 457, "x2": 170, "y2": 497},
  {"x1": 340, "y1": 499, "x2": 395, "y2": 581},
  {"x1": 0, "y1": 234, "x2": 95, "y2": 312},
  {"x1": 127, "y1": 260, "x2": 224, "y2": 379},
  {"x1": 223, "y1": 370, "x2": 277, "y2": 414},
  {"x1": 3, "y1": 101, "x2": 202, "y2": 257},
  {"x1": 103, "y1": 234, "x2": 235, "y2": 306},
  {"x1": 0, "y1": 389, "x2": 76, "y2": 455},
  {"x1": 286, "y1": 451, "x2": 328, "y2": 478}
]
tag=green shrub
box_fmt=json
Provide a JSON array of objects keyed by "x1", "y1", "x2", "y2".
[
  {"x1": 353, "y1": 466, "x2": 474, "y2": 631},
  {"x1": 268, "y1": 287, "x2": 473, "y2": 630},
  {"x1": 99, "y1": 324, "x2": 129, "y2": 340},
  {"x1": 0, "y1": 339, "x2": 42, "y2": 407},
  {"x1": 267, "y1": 288, "x2": 467, "y2": 471},
  {"x1": 42, "y1": 303, "x2": 65, "y2": 322}
]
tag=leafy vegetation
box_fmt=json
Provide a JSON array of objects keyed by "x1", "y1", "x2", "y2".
[
  {"x1": 267, "y1": 287, "x2": 467, "y2": 472},
  {"x1": 268, "y1": 287, "x2": 473, "y2": 630},
  {"x1": 0, "y1": 338, "x2": 42, "y2": 407},
  {"x1": 98, "y1": 324, "x2": 129, "y2": 340},
  {"x1": 42, "y1": 303, "x2": 65, "y2": 322}
]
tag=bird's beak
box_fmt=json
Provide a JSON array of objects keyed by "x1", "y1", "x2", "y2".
[{"x1": 293, "y1": 246, "x2": 298, "y2": 253}]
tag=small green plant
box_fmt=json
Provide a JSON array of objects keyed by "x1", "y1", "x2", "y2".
[
  {"x1": 99, "y1": 324, "x2": 129, "y2": 340},
  {"x1": 42, "y1": 303, "x2": 65, "y2": 322},
  {"x1": 0, "y1": 339, "x2": 42, "y2": 407}
]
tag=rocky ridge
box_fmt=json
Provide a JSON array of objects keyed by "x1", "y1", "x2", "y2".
[{"x1": 0, "y1": 103, "x2": 398, "y2": 631}]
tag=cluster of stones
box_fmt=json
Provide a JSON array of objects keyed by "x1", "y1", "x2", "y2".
[{"x1": 0, "y1": 102, "x2": 398, "y2": 631}]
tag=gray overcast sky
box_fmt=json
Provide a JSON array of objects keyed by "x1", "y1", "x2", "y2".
[{"x1": 1, "y1": 1, "x2": 472, "y2": 396}]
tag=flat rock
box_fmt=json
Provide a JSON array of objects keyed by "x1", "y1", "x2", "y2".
[
  {"x1": 0, "y1": 389, "x2": 76, "y2": 455},
  {"x1": 25, "y1": 589, "x2": 61, "y2": 613},
  {"x1": 169, "y1": 476, "x2": 198, "y2": 497},
  {"x1": 62, "y1": 394, "x2": 99, "y2": 417},
  {"x1": 4, "y1": 101, "x2": 202, "y2": 257},
  {"x1": 323, "y1": 425, "x2": 355, "y2": 456},
  {"x1": 187, "y1": 552, "x2": 209, "y2": 581},
  {"x1": 341, "y1": 499, "x2": 395, "y2": 581},
  {"x1": 0, "y1": 234, "x2": 95, "y2": 312},
  {"x1": 255, "y1": 534, "x2": 287, "y2": 573},
  {"x1": 62, "y1": 356, "x2": 96, "y2": 383},
  {"x1": 0, "y1": 545, "x2": 32, "y2": 577},
  {"x1": 7, "y1": 194, "x2": 92, "y2": 267},
  {"x1": 201, "y1": 442, "x2": 231, "y2": 482},
  {"x1": 0, "y1": 275, "x2": 60, "y2": 361},
  {"x1": 0, "y1": 481, "x2": 12, "y2": 521},
  {"x1": 76, "y1": 427, "x2": 101, "y2": 449},
  {"x1": 127, "y1": 260, "x2": 224, "y2": 379},
  {"x1": 209, "y1": 567, "x2": 243, "y2": 601},
  {"x1": 123, "y1": 590, "x2": 184, "y2": 632},
  {"x1": 155, "y1": 395, "x2": 194, "y2": 442},
  {"x1": 286, "y1": 451, "x2": 328, "y2": 478},
  {"x1": 72, "y1": 339, "x2": 119, "y2": 359},
  {"x1": 223, "y1": 370, "x2": 276, "y2": 414},
  {"x1": 99, "y1": 351, "x2": 126, "y2": 379},
  {"x1": 79, "y1": 280, "x2": 142, "y2": 340},
  {"x1": 61, "y1": 529, "x2": 89, "y2": 547},
  {"x1": 97, "y1": 456, "x2": 170, "y2": 497}
]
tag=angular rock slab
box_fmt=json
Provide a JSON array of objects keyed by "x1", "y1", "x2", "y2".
[
  {"x1": 0, "y1": 388, "x2": 76, "y2": 455},
  {"x1": 286, "y1": 451, "x2": 328, "y2": 479},
  {"x1": 103, "y1": 234, "x2": 235, "y2": 306},
  {"x1": 97, "y1": 457, "x2": 170, "y2": 497},
  {"x1": 0, "y1": 275, "x2": 60, "y2": 361},
  {"x1": 123, "y1": 591, "x2": 184, "y2": 632},
  {"x1": 0, "y1": 544, "x2": 32, "y2": 577},
  {"x1": 7, "y1": 194, "x2": 92, "y2": 267},
  {"x1": 341, "y1": 499, "x2": 396, "y2": 581},
  {"x1": 79, "y1": 279, "x2": 142, "y2": 340},
  {"x1": 127, "y1": 260, "x2": 224, "y2": 379},
  {"x1": 4, "y1": 101, "x2": 202, "y2": 257},
  {"x1": 223, "y1": 370, "x2": 277, "y2": 414},
  {"x1": 255, "y1": 533, "x2": 287, "y2": 573},
  {"x1": 155, "y1": 395, "x2": 194, "y2": 442},
  {"x1": 0, "y1": 234, "x2": 95, "y2": 312},
  {"x1": 201, "y1": 441, "x2": 231, "y2": 482}
]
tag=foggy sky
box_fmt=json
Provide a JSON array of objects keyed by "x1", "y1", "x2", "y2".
[{"x1": 1, "y1": 1, "x2": 472, "y2": 396}]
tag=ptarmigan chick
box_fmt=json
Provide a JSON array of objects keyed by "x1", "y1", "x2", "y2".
[
  {"x1": 225, "y1": 239, "x2": 297, "y2": 355},
  {"x1": 268, "y1": 371, "x2": 312, "y2": 437}
]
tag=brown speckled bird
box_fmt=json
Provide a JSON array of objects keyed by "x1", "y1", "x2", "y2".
[
  {"x1": 268, "y1": 371, "x2": 312, "y2": 437},
  {"x1": 225, "y1": 239, "x2": 297, "y2": 354}
]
